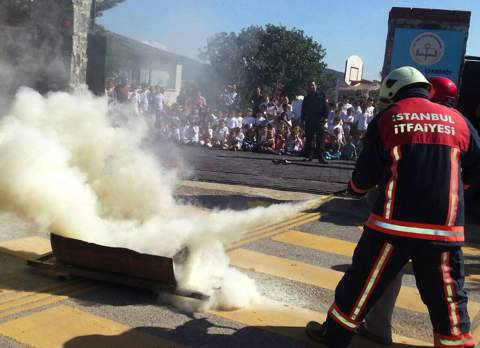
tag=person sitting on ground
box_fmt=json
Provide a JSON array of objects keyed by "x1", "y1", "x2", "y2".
[
  {"x1": 257, "y1": 124, "x2": 268, "y2": 147},
  {"x1": 340, "y1": 135, "x2": 357, "y2": 160},
  {"x1": 274, "y1": 123, "x2": 288, "y2": 154},
  {"x1": 199, "y1": 122, "x2": 213, "y2": 148},
  {"x1": 242, "y1": 125, "x2": 257, "y2": 151},
  {"x1": 213, "y1": 119, "x2": 229, "y2": 148},
  {"x1": 279, "y1": 111, "x2": 293, "y2": 128},
  {"x1": 228, "y1": 127, "x2": 245, "y2": 151},
  {"x1": 324, "y1": 135, "x2": 342, "y2": 160},
  {"x1": 189, "y1": 122, "x2": 200, "y2": 145},
  {"x1": 259, "y1": 124, "x2": 276, "y2": 153},
  {"x1": 171, "y1": 120, "x2": 182, "y2": 143},
  {"x1": 284, "y1": 126, "x2": 302, "y2": 156}
]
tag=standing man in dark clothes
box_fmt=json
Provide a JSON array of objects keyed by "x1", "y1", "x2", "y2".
[{"x1": 301, "y1": 81, "x2": 330, "y2": 163}]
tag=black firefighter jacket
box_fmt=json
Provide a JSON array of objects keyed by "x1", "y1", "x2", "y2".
[{"x1": 349, "y1": 91, "x2": 480, "y2": 244}]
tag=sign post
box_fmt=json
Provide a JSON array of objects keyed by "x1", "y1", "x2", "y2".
[{"x1": 382, "y1": 8, "x2": 470, "y2": 85}]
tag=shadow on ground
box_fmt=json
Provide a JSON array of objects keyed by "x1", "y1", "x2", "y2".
[
  {"x1": 307, "y1": 196, "x2": 369, "y2": 227},
  {"x1": 62, "y1": 318, "x2": 428, "y2": 348},
  {"x1": 176, "y1": 194, "x2": 288, "y2": 211},
  {"x1": 0, "y1": 251, "x2": 158, "y2": 307}
]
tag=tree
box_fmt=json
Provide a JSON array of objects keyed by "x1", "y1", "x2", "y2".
[
  {"x1": 95, "y1": 0, "x2": 127, "y2": 17},
  {"x1": 200, "y1": 24, "x2": 335, "y2": 102}
]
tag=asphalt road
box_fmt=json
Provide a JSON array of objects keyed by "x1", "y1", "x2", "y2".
[
  {"x1": 0, "y1": 146, "x2": 479, "y2": 348},
  {"x1": 171, "y1": 145, "x2": 354, "y2": 195}
]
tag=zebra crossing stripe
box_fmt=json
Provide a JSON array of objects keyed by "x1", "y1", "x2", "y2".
[
  {"x1": 228, "y1": 248, "x2": 480, "y2": 318},
  {"x1": 273, "y1": 230, "x2": 480, "y2": 283},
  {"x1": 0, "y1": 305, "x2": 183, "y2": 348},
  {"x1": 209, "y1": 299, "x2": 430, "y2": 347}
]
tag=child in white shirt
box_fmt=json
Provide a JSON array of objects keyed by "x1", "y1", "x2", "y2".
[
  {"x1": 332, "y1": 116, "x2": 345, "y2": 147},
  {"x1": 225, "y1": 112, "x2": 237, "y2": 129},
  {"x1": 355, "y1": 110, "x2": 369, "y2": 137},
  {"x1": 342, "y1": 108, "x2": 355, "y2": 137},
  {"x1": 214, "y1": 119, "x2": 229, "y2": 148},
  {"x1": 200, "y1": 122, "x2": 214, "y2": 148}
]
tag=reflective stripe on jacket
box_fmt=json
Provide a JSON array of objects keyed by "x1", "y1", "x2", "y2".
[{"x1": 351, "y1": 92, "x2": 480, "y2": 243}]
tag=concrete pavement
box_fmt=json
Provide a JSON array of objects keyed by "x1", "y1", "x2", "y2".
[
  {"x1": 0, "y1": 181, "x2": 478, "y2": 347},
  {"x1": 0, "y1": 147, "x2": 478, "y2": 347}
]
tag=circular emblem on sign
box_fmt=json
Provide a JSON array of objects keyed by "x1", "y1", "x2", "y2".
[{"x1": 409, "y1": 32, "x2": 445, "y2": 66}]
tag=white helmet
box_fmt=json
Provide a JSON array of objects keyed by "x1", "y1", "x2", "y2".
[{"x1": 379, "y1": 66, "x2": 431, "y2": 103}]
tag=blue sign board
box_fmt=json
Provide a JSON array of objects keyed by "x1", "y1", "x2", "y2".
[{"x1": 390, "y1": 28, "x2": 466, "y2": 84}]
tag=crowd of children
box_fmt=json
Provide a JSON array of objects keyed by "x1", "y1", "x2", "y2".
[
  {"x1": 106, "y1": 80, "x2": 375, "y2": 161},
  {"x1": 155, "y1": 98, "x2": 375, "y2": 162}
]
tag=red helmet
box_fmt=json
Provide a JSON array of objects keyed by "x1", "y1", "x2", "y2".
[{"x1": 428, "y1": 77, "x2": 458, "y2": 106}]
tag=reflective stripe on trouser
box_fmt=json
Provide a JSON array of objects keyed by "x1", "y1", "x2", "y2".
[
  {"x1": 328, "y1": 303, "x2": 359, "y2": 331},
  {"x1": 322, "y1": 231, "x2": 405, "y2": 348},
  {"x1": 441, "y1": 252, "x2": 461, "y2": 336},
  {"x1": 322, "y1": 228, "x2": 473, "y2": 348},
  {"x1": 349, "y1": 242, "x2": 394, "y2": 321},
  {"x1": 434, "y1": 332, "x2": 475, "y2": 347},
  {"x1": 327, "y1": 241, "x2": 394, "y2": 332}
]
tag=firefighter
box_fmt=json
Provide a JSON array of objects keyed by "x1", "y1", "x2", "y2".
[
  {"x1": 429, "y1": 76, "x2": 459, "y2": 107},
  {"x1": 305, "y1": 66, "x2": 480, "y2": 348},
  {"x1": 357, "y1": 75, "x2": 467, "y2": 346}
]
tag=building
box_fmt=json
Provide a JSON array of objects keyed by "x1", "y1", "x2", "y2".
[
  {"x1": 103, "y1": 32, "x2": 208, "y2": 105},
  {"x1": 0, "y1": 0, "x2": 92, "y2": 95}
]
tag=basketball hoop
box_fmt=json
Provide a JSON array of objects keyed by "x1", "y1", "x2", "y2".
[{"x1": 344, "y1": 55, "x2": 364, "y2": 86}]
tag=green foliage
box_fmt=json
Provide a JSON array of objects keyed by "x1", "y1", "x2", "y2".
[{"x1": 200, "y1": 24, "x2": 335, "y2": 101}]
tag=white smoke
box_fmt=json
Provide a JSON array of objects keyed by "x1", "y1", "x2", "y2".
[{"x1": 0, "y1": 87, "x2": 311, "y2": 310}]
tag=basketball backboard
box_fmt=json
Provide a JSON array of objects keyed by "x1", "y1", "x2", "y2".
[{"x1": 344, "y1": 55, "x2": 364, "y2": 85}]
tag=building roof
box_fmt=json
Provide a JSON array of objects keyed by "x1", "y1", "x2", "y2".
[{"x1": 105, "y1": 31, "x2": 205, "y2": 66}]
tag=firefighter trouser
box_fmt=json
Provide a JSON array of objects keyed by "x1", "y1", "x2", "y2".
[{"x1": 322, "y1": 228, "x2": 474, "y2": 348}]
